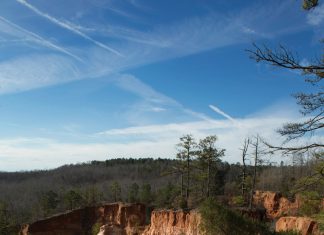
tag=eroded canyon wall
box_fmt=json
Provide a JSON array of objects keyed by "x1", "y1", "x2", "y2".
[
  {"x1": 253, "y1": 190, "x2": 301, "y2": 219},
  {"x1": 142, "y1": 209, "x2": 202, "y2": 235},
  {"x1": 20, "y1": 202, "x2": 146, "y2": 235}
]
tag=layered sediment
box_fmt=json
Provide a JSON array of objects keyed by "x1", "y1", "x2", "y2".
[
  {"x1": 19, "y1": 191, "x2": 323, "y2": 235},
  {"x1": 142, "y1": 209, "x2": 201, "y2": 235},
  {"x1": 253, "y1": 190, "x2": 301, "y2": 219},
  {"x1": 20, "y1": 202, "x2": 146, "y2": 235},
  {"x1": 276, "y1": 216, "x2": 323, "y2": 235}
]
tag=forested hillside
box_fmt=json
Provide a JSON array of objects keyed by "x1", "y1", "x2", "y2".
[{"x1": 0, "y1": 156, "x2": 322, "y2": 229}]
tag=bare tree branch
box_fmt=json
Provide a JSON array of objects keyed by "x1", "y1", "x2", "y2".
[{"x1": 247, "y1": 42, "x2": 324, "y2": 154}]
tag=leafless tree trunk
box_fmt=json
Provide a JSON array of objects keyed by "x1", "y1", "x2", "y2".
[
  {"x1": 181, "y1": 171, "x2": 184, "y2": 197},
  {"x1": 241, "y1": 138, "x2": 250, "y2": 197},
  {"x1": 207, "y1": 159, "x2": 211, "y2": 197},
  {"x1": 186, "y1": 148, "x2": 190, "y2": 201},
  {"x1": 249, "y1": 136, "x2": 259, "y2": 209}
]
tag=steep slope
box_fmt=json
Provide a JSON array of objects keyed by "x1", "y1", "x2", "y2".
[
  {"x1": 18, "y1": 191, "x2": 323, "y2": 235},
  {"x1": 276, "y1": 216, "x2": 323, "y2": 235},
  {"x1": 142, "y1": 209, "x2": 201, "y2": 235},
  {"x1": 253, "y1": 190, "x2": 301, "y2": 219},
  {"x1": 20, "y1": 202, "x2": 146, "y2": 235}
]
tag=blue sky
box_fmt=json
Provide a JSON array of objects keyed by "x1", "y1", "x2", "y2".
[{"x1": 0, "y1": 0, "x2": 323, "y2": 171}]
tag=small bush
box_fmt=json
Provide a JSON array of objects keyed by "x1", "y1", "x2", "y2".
[
  {"x1": 172, "y1": 196, "x2": 187, "y2": 209},
  {"x1": 231, "y1": 195, "x2": 245, "y2": 207},
  {"x1": 312, "y1": 211, "x2": 324, "y2": 232},
  {"x1": 91, "y1": 222, "x2": 101, "y2": 235},
  {"x1": 298, "y1": 191, "x2": 321, "y2": 216},
  {"x1": 199, "y1": 198, "x2": 272, "y2": 235}
]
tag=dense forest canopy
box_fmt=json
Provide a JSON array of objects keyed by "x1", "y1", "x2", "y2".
[{"x1": 0, "y1": 155, "x2": 322, "y2": 228}]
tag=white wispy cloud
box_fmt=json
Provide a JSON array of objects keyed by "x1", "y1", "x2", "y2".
[
  {"x1": 0, "y1": 10, "x2": 247, "y2": 95},
  {"x1": 16, "y1": 0, "x2": 123, "y2": 56},
  {"x1": 151, "y1": 107, "x2": 166, "y2": 112},
  {"x1": 0, "y1": 0, "x2": 310, "y2": 96},
  {"x1": 112, "y1": 74, "x2": 176, "y2": 105},
  {"x1": 104, "y1": 5, "x2": 136, "y2": 19},
  {"x1": 0, "y1": 54, "x2": 80, "y2": 94},
  {"x1": 107, "y1": 74, "x2": 213, "y2": 125},
  {"x1": 96, "y1": 119, "x2": 230, "y2": 136},
  {"x1": 127, "y1": 0, "x2": 149, "y2": 10},
  {"x1": 242, "y1": 26, "x2": 257, "y2": 34},
  {"x1": 2, "y1": 105, "x2": 320, "y2": 171},
  {"x1": 0, "y1": 16, "x2": 82, "y2": 61},
  {"x1": 89, "y1": 0, "x2": 140, "y2": 19},
  {"x1": 307, "y1": 4, "x2": 324, "y2": 25},
  {"x1": 71, "y1": 23, "x2": 169, "y2": 47}
]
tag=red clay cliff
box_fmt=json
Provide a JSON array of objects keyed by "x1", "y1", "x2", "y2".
[
  {"x1": 19, "y1": 191, "x2": 323, "y2": 235},
  {"x1": 142, "y1": 209, "x2": 201, "y2": 235},
  {"x1": 253, "y1": 190, "x2": 301, "y2": 219},
  {"x1": 20, "y1": 202, "x2": 146, "y2": 235},
  {"x1": 276, "y1": 216, "x2": 323, "y2": 235}
]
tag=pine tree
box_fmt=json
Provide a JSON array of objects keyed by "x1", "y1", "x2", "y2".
[{"x1": 176, "y1": 134, "x2": 197, "y2": 203}]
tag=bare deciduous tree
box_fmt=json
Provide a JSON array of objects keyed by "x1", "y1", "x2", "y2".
[
  {"x1": 249, "y1": 135, "x2": 268, "y2": 209},
  {"x1": 240, "y1": 138, "x2": 250, "y2": 197},
  {"x1": 247, "y1": 41, "x2": 324, "y2": 154},
  {"x1": 247, "y1": 2, "x2": 324, "y2": 189}
]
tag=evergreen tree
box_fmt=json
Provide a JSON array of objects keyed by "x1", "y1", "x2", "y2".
[
  {"x1": 40, "y1": 190, "x2": 59, "y2": 216},
  {"x1": 110, "y1": 181, "x2": 121, "y2": 202},
  {"x1": 176, "y1": 134, "x2": 197, "y2": 203},
  {"x1": 64, "y1": 190, "x2": 83, "y2": 210},
  {"x1": 198, "y1": 135, "x2": 225, "y2": 198},
  {"x1": 83, "y1": 185, "x2": 103, "y2": 205},
  {"x1": 139, "y1": 183, "x2": 152, "y2": 204},
  {"x1": 155, "y1": 182, "x2": 179, "y2": 208},
  {"x1": 128, "y1": 183, "x2": 139, "y2": 203},
  {"x1": 0, "y1": 201, "x2": 9, "y2": 229}
]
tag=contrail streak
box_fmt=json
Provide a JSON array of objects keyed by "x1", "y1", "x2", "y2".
[
  {"x1": 0, "y1": 16, "x2": 83, "y2": 62},
  {"x1": 16, "y1": 0, "x2": 123, "y2": 57},
  {"x1": 209, "y1": 104, "x2": 235, "y2": 122}
]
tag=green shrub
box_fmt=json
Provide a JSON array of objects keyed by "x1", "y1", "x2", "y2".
[
  {"x1": 231, "y1": 195, "x2": 245, "y2": 207},
  {"x1": 199, "y1": 198, "x2": 272, "y2": 235},
  {"x1": 0, "y1": 227, "x2": 20, "y2": 235},
  {"x1": 172, "y1": 196, "x2": 188, "y2": 209},
  {"x1": 91, "y1": 222, "x2": 101, "y2": 235},
  {"x1": 312, "y1": 211, "x2": 324, "y2": 232},
  {"x1": 155, "y1": 183, "x2": 180, "y2": 208},
  {"x1": 298, "y1": 191, "x2": 321, "y2": 216}
]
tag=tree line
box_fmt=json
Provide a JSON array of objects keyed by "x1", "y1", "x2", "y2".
[{"x1": 0, "y1": 151, "x2": 322, "y2": 230}]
